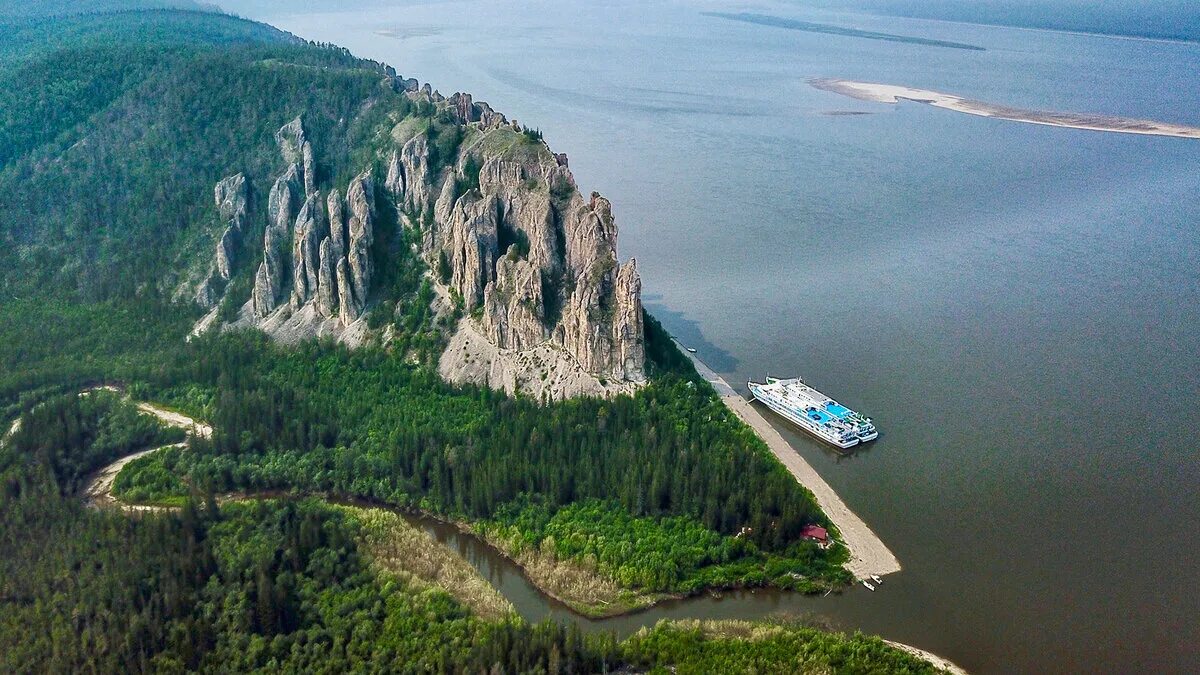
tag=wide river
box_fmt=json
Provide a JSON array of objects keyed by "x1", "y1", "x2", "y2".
[{"x1": 223, "y1": 1, "x2": 1200, "y2": 671}]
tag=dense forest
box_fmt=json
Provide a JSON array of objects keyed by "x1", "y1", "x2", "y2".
[
  {"x1": 0, "y1": 391, "x2": 934, "y2": 672},
  {"x1": 0, "y1": 5, "x2": 938, "y2": 672},
  {"x1": 0, "y1": 398, "x2": 621, "y2": 672}
]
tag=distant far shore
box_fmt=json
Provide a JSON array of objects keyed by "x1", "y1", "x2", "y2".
[{"x1": 811, "y1": 78, "x2": 1200, "y2": 139}]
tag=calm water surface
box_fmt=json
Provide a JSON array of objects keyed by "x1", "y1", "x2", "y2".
[{"x1": 223, "y1": 2, "x2": 1200, "y2": 671}]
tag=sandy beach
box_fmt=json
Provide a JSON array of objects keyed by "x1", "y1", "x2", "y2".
[
  {"x1": 885, "y1": 639, "x2": 970, "y2": 675},
  {"x1": 675, "y1": 340, "x2": 901, "y2": 580},
  {"x1": 811, "y1": 78, "x2": 1200, "y2": 139}
]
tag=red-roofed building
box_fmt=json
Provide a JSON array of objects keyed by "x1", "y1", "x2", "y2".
[{"x1": 800, "y1": 524, "x2": 829, "y2": 547}]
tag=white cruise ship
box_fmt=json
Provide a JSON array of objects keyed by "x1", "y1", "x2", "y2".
[{"x1": 747, "y1": 376, "x2": 878, "y2": 449}]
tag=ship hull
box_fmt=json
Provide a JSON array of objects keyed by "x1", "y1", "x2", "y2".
[{"x1": 748, "y1": 377, "x2": 877, "y2": 450}]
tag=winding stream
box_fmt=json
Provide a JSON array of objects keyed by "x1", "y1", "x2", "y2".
[
  {"x1": 402, "y1": 512, "x2": 864, "y2": 640},
  {"x1": 74, "y1": 389, "x2": 958, "y2": 669}
]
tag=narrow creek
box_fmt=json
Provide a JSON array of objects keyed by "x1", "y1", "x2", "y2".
[{"x1": 397, "y1": 511, "x2": 870, "y2": 640}]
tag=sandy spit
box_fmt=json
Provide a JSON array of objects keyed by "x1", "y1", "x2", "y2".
[
  {"x1": 811, "y1": 78, "x2": 1200, "y2": 139},
  {"x1": 675, "y1": 340, "x2": 901, "y2": 580},
  {"x1": 885, "y1": 639, "x2": 970, "y2": 674}
]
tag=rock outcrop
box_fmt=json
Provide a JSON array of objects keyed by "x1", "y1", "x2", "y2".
[
  {"x1": 291, "y1": 193, "x2": 324, "y2": 308},
  {"x1": 483, "y1": 253, "x2": 546, "y2": 352},
  {"x1": 316, "y1": 237, "x2": 338, "y2": 317},
  {"x1": 382, "y1": 87, "x2": 647, "y2": 396},
  {"x1": 612, "y1": 259, "x2": 646, "y2": 381},
  {"x1": 235, "y1": 119, "x2": 376, "y2": 336},
  {"x1": 252, "y1": 163, "x2": 301, "y2": 317},
  {"x1": 198, "y1": 80, "x2": 644, "y2": 400},
  {"x1": 345, "y1": 173, "x2": 375, "y2": 315},
  {"x1": 195, "y1": 172, "x2": 248, "y2": 308}
]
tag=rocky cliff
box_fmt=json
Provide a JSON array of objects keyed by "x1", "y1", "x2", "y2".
[
  {"x1": 194, "y1": 173, "x2": 247, "y2": 308},
  {"x1": 195, "y1": 80, "x2": 645, "y2": 399}
]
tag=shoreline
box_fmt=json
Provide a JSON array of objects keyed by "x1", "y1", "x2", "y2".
[
  {"x1": 82, "y1": 389, "x2": 963, "y2": 671},
  {"x1": 811, "y1": 78, "x2": 1200, "y2": 139},
  {"x1": 884, "y1": 639, "x2": 970, "y2": 675},
  {"x1": 675, "y1": 340, "x2": 901, "y2": 580}
]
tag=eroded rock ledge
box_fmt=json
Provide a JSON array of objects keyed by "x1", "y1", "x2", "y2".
[{"x1": 193, "y1": 78, "x2": 645, "y2": 400}]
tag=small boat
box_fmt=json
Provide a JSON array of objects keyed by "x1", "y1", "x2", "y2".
[
  {"x1": 861, "y1": 580, "x2": 875, "y2": 591},
  {"x1": 870, "y1": 575, "x2": 883, "y2": 585},
  {"x1": 686, "y1": 347, "x2": 697, "y2": 353}
]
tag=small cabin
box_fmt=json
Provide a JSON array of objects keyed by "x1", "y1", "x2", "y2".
[{"x1": 800, "y1": 524, "x2": 830, "y2": 547}]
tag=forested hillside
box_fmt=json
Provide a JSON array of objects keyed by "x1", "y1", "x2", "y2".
[
  {"x1": 0, "y1": 6, "x2": 938, "y2": 672},
  {"x1": 0, "y1": 8, "x2": 380, "y2": 412},
  {"x1": 0, "y1": 0, "x2": 205, "y2": 19}
]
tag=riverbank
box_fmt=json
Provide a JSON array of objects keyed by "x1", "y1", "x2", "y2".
[
  {"x1": 469, "y1": 524, "x2": 673, "y2": 618},
  {"x1": 77, "y1": 388, "x2": 965, "y2": 672},
  {"x1": 885, "y1": 639, "x2": 970, "y2": 675},
  {"x1": 811, "y1": 78, "x2": 1200, "y2": 139},
  {"x1": 74, "y1": 388, "x2": 204, "y2": 511},
  {"x1": 85, "y1": 442, "x2": 187, "y2": 510},
  {"x1": 675, "y1": 340, "x2": 901, "y2": 580}
]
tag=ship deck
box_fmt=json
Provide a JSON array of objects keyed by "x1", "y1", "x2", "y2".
[{"x1": 770, "y1": 382, "x2": 863, "y2": 425}]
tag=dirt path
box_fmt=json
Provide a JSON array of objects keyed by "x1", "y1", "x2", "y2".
[{"x1": 676, "y1": 340, "x2": 901, "y2": 580}]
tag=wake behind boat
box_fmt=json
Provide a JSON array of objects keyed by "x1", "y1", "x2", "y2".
[{"x1": 747, "y1": 376, "x2": 877, "y2": 449}]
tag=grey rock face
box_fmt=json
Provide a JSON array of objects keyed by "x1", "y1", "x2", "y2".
[
  {"x1": 275, "y1": 116, "x2": 306, "y2": 164},
  {"x1": 475, "y1": 101, "x2": 507, "y2": 130},
  {"x1": 326, "y1": 188, "x2": 346, "y2": 253},
  {"x1": 268, "y1": 164, "x2": 302, "y2": 234},
  {"x1": 215, "y1": 226, "x2": 238, "y2": 280},
  {"x1": 565, "y1": 192, "x2": 617, "y2": 278},
  {"x1": 479, "y1": 158, "x2": 557, "y2": 277},
  {"x1": 446, "y1": 195, "x2": 499, "y2": 310},
  {"x1": 195, "y1": 173, "x2": 250, "y2": 308},
  {"x1": 195, "y1": 277, "x2": 220, "y2": 308},
  {"x1": 612, "y1": 259, "x2": 646, "y2": 382},
  {"x1": 206, "y1": 172, "x2": 250, "y2": 291},
  {"x1": 214, "y1": 173, "x2": 247, "y2": 223},
  {"x1": 317, "y1": 237, "x2": 338, "y2": 317},
  {"x1": 291, "y1": 193, "x2": 325, "y2": 307},
  {"x1": 336, "y1": 256, "x2": 358, "y2": 324},
  {"x1": 384, "y1": 150, "x2": 405, "y2": 201},
  {"x1": 548, "y1": 192, "x2": 618, "y2": 374},
  {"x1": 345, "y1": 172, "x2": 374, "y2": 314},
  {"x1": 386, "y1": 121, "x2": 645, "y2": 390},
  {"x1": 448, "y1": 92, "x2": 477, "y2": 123},
  {"x1": 399, "y1": 135, "x2": 431, "y2": 213},
  {"x1": 254, "y1": 164, "x2": 302, "y2": 317},
  {"x1": 251, "y1": 261, "x2": 274, "y2": 317},
  {"x1": 301, "y1": 142, "x2": 316, "y2": 197},
  {"x1": 483, "y1": 252, "x2": 546, "y2": 351},
  {"x1": 202, "y1": 92, "x2": 642, "y2": 392}
]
